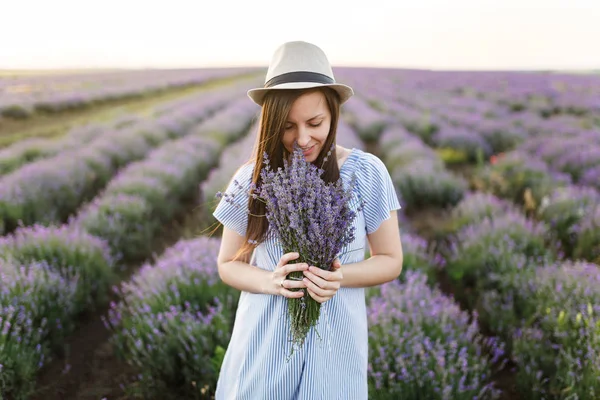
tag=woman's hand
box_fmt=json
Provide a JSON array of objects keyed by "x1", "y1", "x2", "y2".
[
  {"x1": 302, "y1": 258, "x2": 343, "y2": 303},
  {"x1": 271, "y1": 252, "x2": 308, "y2": 298}
]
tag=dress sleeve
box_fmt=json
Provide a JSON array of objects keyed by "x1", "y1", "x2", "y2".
[
  {"x1": 212, "y1": 163, "x2": 254, "y2": 237},
  {"x1": 358, "y1": 153, "x2": 402, "y2": 234}
]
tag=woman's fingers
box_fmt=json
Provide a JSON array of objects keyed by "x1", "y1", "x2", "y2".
[
  {"x1": 277, "y1": 252, "x2": 300, "y2": 268},
  {"x1": 273, "y1": 255, "x2": 342, "y2": 303},
  {"x1": 282, "y1": 277, "x2": 307, "y2": 289},
  {"x1": 306, "y1": 266, "x2": 341, "y2": 282},
  {"x1": 283, "y1": 262, "x2": 309, "y2": 274},
  {"x1": 302, "y1": 277, "x2": 334, "y2": 297},
  {"x1": 302, "y1": 269, "x2": 333, "y2": 290},
  {"x1": 332, "y1": 258, "x2": 342, "y2": 270},
  {"x1": 306, "y1": 288, "x2": 327, "y2": 303},
  {"x1": 281, "y1": 288, "x2": 305, "y2": 299},
  {"x1": 301, "y1": 261, "x2": 343, "y2": 304}
]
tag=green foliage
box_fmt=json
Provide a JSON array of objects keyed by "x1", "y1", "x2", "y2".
[
  {"x1": 392, "y1": 162, "x2": 467, "y2": 209},
  {"x1": 435, "y1": 147, "x2": 469, "y2": 165},
  {"x1": 446, "y1": 213, "x2": 555, "y2": 307},
  {"x1": 74, "y1": 194, "x2": 157, "y2": 262},
  {"x1": 473, "y1": 151, "x2": 573, "y2": 211},
  {"x1": 481, "y1": 262, "x2": 600, "y2": 399}
]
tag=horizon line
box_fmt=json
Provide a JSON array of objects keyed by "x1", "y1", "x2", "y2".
[{"x1": 1, "y1": 65, "x2": 599, "y2": 74}]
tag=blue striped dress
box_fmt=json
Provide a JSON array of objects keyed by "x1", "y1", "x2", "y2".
[{"x1": 213, "y1": 148, "x2": 401, "y2": 400}]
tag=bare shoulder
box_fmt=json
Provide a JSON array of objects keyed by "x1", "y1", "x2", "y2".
[{"x1": 336, "y1": 145, "x2": 351, "y2": 167}]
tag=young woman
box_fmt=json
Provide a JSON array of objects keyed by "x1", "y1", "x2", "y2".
[{"x1": 213, "y1": 41, "x2": 403, "y2": 400}]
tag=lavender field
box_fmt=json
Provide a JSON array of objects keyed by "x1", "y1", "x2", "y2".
[{"x1": 1, "y1": 67, "x2": 599, "y2": 400}]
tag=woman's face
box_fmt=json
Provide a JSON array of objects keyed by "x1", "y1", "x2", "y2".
[{"x1": 282, "y1": 90, "x2": 331, "y2": 162}]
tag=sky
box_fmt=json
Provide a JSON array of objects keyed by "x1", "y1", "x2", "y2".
[{"x1": 0, "y1": 0, "x2": 598, "y2": 71}]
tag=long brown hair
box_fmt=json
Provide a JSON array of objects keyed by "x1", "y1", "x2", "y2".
[{"x1": 232, "y1": 86, "x2": 342, "y2": 261}]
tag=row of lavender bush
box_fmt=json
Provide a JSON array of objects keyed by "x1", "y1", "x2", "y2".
[
  {"x1": 378, "y1": 122, "x2": 468, "y2": 210},
  {"x1": 519, "y1": 129, "x2": 600, "y2": 191},
  {"x1": 413, "y1": 91, "x2": 593, "y2": 173},
  {"x1": 341, "y1": 95, "x2": 393, "y2": 142},
  {"x1": 0, "y1": 101, "x2": 259, "y2": 399},
  {"x1": 0, "y1": 85, "x2": 244, "y2": 235},
  {"x1": 0, "y1": 226, "x2": 115, "y2": 399},
  {"x1": 0, "y1": 72, "x2": 266, "y2": 174},
  {"x1": 389, "y1": 91, "x2": 599, "y2": 261},
  {"x1": 446, "y1": 191, "x2": 600, "y2": 399},
  {"x1": 0, "y1": 68, "x2": 259, "y2": 119},
  {"x1": 394, "y1": 89, "x2": 600, "y2": 395},
  {"x1": 340, "y1": 90, "x2": 469, "y2": 210},
  {"x1": 348, "y1": 89, "x2": 473, "y2": 209},
  {"x1": 0, "y1": 113, "x2": 142, "y2": 175},
  {"x1": 200, "y1": 120, "x2": 259, "y2": 217}
]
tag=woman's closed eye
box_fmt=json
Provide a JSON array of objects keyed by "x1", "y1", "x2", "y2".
[{"x1": 285, "y1": 122, "x2": 322, "y2": 130}]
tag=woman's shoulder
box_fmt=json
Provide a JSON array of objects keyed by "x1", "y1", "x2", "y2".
[
  {"x1": 349, "y1": 149, "x2": 394, "y2": 194},
  {"x1": 232, "y1": 161, "x2": 255, "y2": 181},
  {"x1": 350, "y1": 149, "x2": 388, "y2": 175}
]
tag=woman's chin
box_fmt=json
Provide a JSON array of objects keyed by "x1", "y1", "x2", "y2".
[{"x1": 304, "y1": 153, "x2": 319, "y2": 163}]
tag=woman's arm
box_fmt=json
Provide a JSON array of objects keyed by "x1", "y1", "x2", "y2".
[
  {"x1": 216, "y1": 226, "x2": 309, "y2": 297},
  {"x1": 341, "y1": 211, "x2": 403, "y2": 288},
  {"x1": 216, "y1": 226, "x2": 273, "y2": 294}
]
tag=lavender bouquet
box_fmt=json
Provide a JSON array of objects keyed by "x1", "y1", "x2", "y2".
[
  {"x1": 256, "y1": 142, "x2": 363, "y2": 348},
  {"x1": 220, "y1": 142, "x2": 363, "y2": 349}
]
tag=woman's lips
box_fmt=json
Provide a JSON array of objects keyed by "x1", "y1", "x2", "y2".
[{"x1": 302, "y1": 145, "x2": 315, "y2": 156}]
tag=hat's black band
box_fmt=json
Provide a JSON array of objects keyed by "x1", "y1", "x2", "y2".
[{"x1": 264, "y1": 71, "x2": 335, "y2": 88}]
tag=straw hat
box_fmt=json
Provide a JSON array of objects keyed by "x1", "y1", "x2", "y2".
[{"x1": 247, "y1": 41, "x2": 354, "y2": 106}]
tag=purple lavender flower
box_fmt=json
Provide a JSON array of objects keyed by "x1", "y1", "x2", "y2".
[
  {"x1": 537, "y1": 185, "x2": 600, "y2": 257},
  {"x1": 391, "y1": 159, "x2": 467, "y2": 208},
  {"x1": 397, "y1": 232, "x2": 444, "y2": 285},
  {"x1": 201, "y1": 121, "x2": 259, "y2": 211},
  {"x1": 580, "y1": 164, "x2": 600, "y2": 191},
  {"x1": 572, "y1": 205, "x2": 600, "y2": 261},
  {"x1": 342, "y1": 96, "x2": 393, "y2": 141},
  {"x1": 1, "y1": 257, "x2": 79, "y2": 397},
  {"x1": 451, "y1": 191, "x2": 520, "y2": 230},
  {"x1": 431, "y1": 124, "x2": 493, "y2": 161}
]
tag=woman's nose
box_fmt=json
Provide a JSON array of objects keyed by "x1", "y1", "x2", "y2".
[{"x1": 296, "y1": 127, "x2": 311, "y2": 147}]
